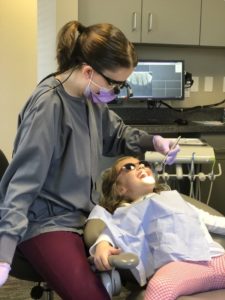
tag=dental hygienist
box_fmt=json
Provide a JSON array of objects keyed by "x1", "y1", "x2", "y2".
[{"x1": 0, "y1": 21, "x2": 179, "y2": 299}]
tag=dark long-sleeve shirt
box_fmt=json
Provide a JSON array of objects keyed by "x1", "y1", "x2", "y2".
[{"x1": 0, "y1": 76, "x2": 154, "y2": 264}]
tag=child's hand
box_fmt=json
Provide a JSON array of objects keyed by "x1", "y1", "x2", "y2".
[{"x1": 94, "y1": 241, "x2": 121, "y2": 271}]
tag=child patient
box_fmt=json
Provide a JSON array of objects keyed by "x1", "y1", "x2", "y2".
[{"x1": 88, "y1": 156, "x2": 225, "y2": 300}]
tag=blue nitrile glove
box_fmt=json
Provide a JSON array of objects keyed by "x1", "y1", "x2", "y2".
[
  {"x1": 153, "y1": 135, "x2": 180, "y2": 165},
  {"x1": 0, "y1": 262, "x2": 11, "y2": 287}
]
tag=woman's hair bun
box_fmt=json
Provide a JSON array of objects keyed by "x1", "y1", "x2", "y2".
[{"x1": 77, "y1": 23, "x2": 86, "y2": 34}]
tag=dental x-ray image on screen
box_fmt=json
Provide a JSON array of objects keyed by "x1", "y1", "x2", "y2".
[{"x1": 118, "y1": 60, "x2": 184, "y2": 101}]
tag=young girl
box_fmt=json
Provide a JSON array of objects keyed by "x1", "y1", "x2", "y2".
[{"x1": 88, "y1": 156, "x2": 225, "y2": 300}]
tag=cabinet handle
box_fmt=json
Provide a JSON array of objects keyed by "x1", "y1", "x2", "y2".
[
  {"x1": 148, "y1": 13, "x2": 153, "y2": 32},
  {"x1": 132, "y1": 12, "x2": 137, "y2": 31}
]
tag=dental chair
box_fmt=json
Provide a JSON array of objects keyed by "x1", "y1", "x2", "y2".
[
  {"x1": 84, "y1": 219, "x2": 139, "y2": 298},
  {"x1": 85, "y1": 193, "x2": 225, "y2": 300},
  {"x1": 9, "y1": 196, "x2": 225, "y2": 300}
]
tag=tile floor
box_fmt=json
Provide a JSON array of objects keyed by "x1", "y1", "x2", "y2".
[{"x1": 0, "y1": 275, "x2": 144, "y2": 300}]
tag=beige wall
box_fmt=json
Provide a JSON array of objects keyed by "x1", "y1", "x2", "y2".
[
  {"x1": 37, "y1": 0, "x2": 77, "y2": 81},
  {"x1": 0, "y1": 0, "x2": 78, "y2": 160},
  {"x1": 56, "y1": 0, "x2": 78, "y2": 33},
  {"x1": 0, "y1": 0, "x2": 37, "y2": 159}
]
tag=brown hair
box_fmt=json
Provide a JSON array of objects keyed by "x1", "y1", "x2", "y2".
[
  {"x1": 56, "y1": 21, "x2": 138, "y2": 73},
  {"x1": 100, "y1": 156, "x2": 170, "y2": 213}
]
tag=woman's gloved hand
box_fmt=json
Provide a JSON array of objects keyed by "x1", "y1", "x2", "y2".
[
  {"x1": 153, "y1": 135, "x2": 180, "y2": 165},
  {"x1": 0, "y1": 262, "x2": 11, "y2": 287}
]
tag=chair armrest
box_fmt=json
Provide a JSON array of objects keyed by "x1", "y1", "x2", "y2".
[
  {"x1": 85, "y1": 218, "x2": 139, "y2": 270},
  {"x1": 108, "y1": 253, "x2": 139, "y2": 269},
  {"x1": 88, "y1": 252, "x2": 139, "y2": 270},
  {"x1": 84, "y1": 219, "x2": 106, "y2": 249}
]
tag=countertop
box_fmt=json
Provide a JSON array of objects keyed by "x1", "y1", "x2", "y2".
[
  {"x1": 109, "y1": 106, "x2": 225, "y2": 135},
  {"x1": 131, "y1": 122, "x2": 225, "y2": 134}
]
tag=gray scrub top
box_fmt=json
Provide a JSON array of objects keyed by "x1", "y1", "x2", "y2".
[{"x1": 0, "y1": 76, "x2": 154, "y2": 263}]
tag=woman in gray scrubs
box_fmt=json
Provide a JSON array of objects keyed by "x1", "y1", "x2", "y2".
[{"x1": 0, "y1": 21, "x2": 179, "y2": 299}]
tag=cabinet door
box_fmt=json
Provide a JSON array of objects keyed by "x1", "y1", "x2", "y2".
[
  {"x1": 78, "y1": 0, "x2": 141, "y2": 43},
  {"x1": 141, "y1": 0, "x2": 201, "y2": 45},
  {"x1": 200, "y1": 0, "x2": 225, "y2": 46}
]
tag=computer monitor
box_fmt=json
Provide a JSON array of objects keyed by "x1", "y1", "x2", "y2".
[{"x1": 117, "y1": 60, "x2": 185, "y2": 101}]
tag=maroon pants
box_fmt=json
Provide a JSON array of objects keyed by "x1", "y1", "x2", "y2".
[{"x1": 19, "y1": 231, "x2": 110, "y2": 300}]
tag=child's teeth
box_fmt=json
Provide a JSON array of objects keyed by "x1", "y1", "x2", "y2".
[{"x1": 141, "y1": 176, "x2": 155, "y2": 184}]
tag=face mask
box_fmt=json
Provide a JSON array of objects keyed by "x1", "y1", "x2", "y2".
[{"x1": 84, "y1": 72, "x2": 117, "y2": 104}]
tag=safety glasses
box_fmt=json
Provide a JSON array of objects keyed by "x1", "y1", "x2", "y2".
[
  {"x1": 96, "y1": 69, "x2": 127, "y2": 90},
  {"x1": 86, "y1": 61, "x2": 133, "y2": 97},
  {"x1": 117, "y1": 160, "x2": 151, "y2": 178}
]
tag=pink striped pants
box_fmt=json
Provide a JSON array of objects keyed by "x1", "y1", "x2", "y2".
[{"x1": 145, "y1": 254, "x2": 225, "y2": 300}]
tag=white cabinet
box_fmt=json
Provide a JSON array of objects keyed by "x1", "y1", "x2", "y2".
[
  {"x1": 78, "y1": 0, "x2": 225, "y2": 46},
  {"x1": 78, "y1": 0, "x2": 201, "y2": 45},
  {"x1": 78, "y1": 0, "x2": 142, "y2": 43},
  {"x1": 200, "y1": 0, "x2": 225, "y2": 47},
  {"x1": 141, "y1": 0, "x2": 201, "y2": 45}
]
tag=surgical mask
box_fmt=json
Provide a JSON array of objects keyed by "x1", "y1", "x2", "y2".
[{"x1": 84, "y1": 72, "x2": 117, "y2": 104}]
